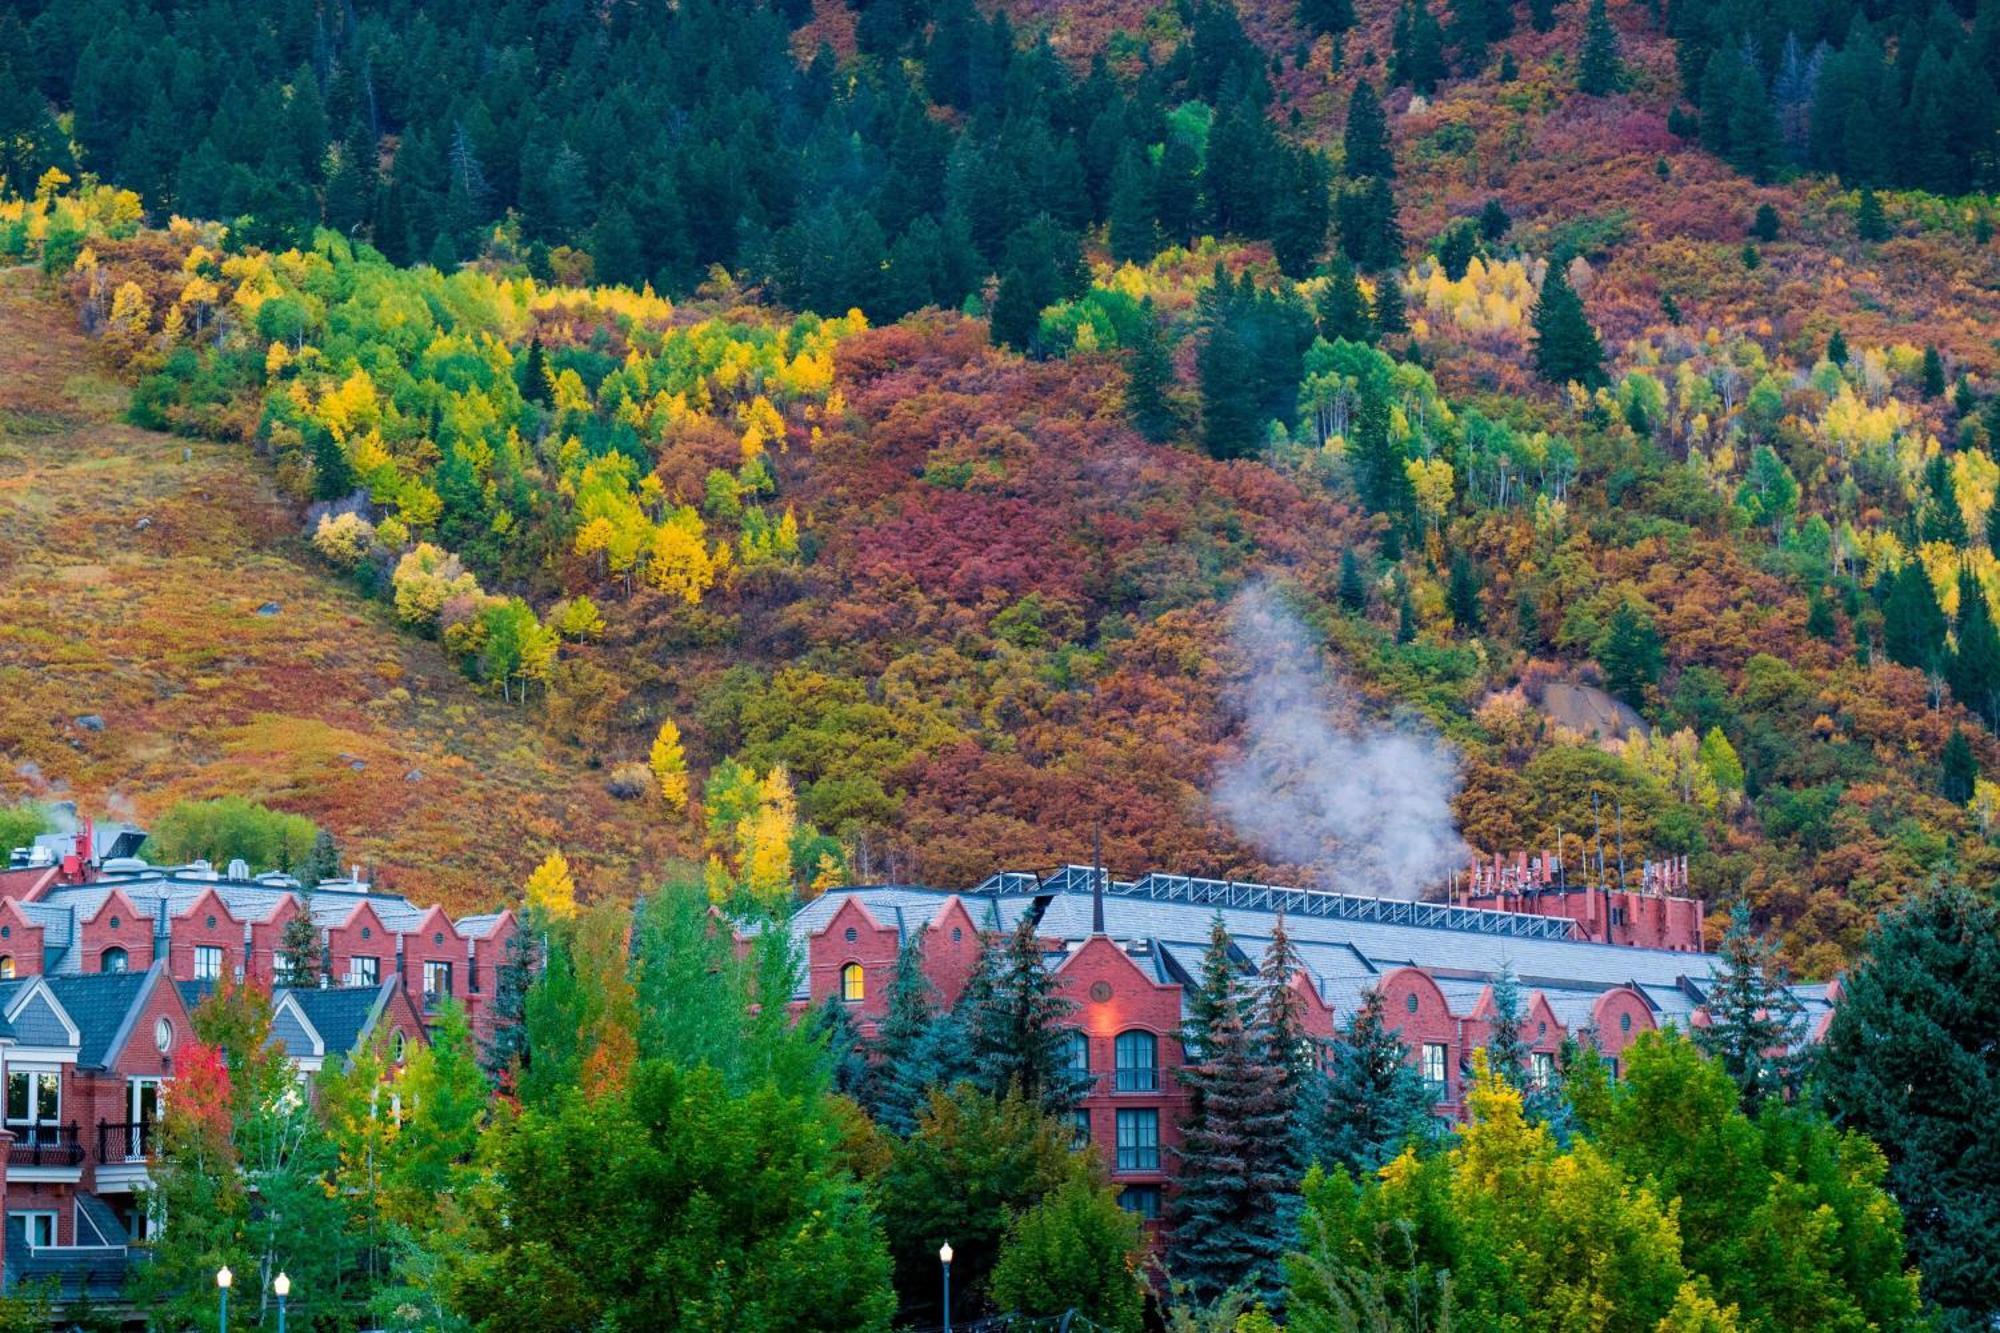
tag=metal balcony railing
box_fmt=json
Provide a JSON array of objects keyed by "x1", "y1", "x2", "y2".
[
  {"x1": 96, "y1": 1119, "x2": 157, "y2": 1165},
  {"x1": 9, "y1": 1121, "x2": 84, "y2": 1168}
]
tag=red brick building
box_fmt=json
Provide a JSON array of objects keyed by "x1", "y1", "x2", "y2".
[{"x1": 791, "y1": 865, "x2": 1833, "y2": 1220}]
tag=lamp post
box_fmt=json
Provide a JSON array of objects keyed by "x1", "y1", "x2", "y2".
[
  {"x1": 215, "y1": 1264, "x2": 231, "y2": 1333},
  {"x1": 273, "y1": 1271, "x2": 290, "y2": 1333},
  {"x1": 939, "y1": 1241, "x2": 953, "y2": 1333}
]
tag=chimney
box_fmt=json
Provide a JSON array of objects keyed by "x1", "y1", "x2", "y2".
[{"x1": 1091, "y1": 829, "x2": 1106, "y2": 936}]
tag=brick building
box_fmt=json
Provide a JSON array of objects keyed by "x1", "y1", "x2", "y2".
[
  {"x1": 790, "y1": 865, "x2": 1833, "y2": 1222},
  {"x1": 0, "y1": 819, "x2": 513, "y2": 1309}
]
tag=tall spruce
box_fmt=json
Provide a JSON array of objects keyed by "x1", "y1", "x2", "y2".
[
  {"x1": 1940, "y1": 727, "x2": 1978, "y2": 804},
  {"x1": 1390, "y1": 0, "x2": 1448, "y2": 94},
  {"x1": 480, "y1": 920, "x2": 539, "y2": 1081},
  {"x1": 1372, "y1": 272, "x2": 1410, "y2": 334},
  {"x1": 869, "y1": 925, "x2": 943, "y2": 1135},
  {"x1": 1307, "y1": 988, "x2": 1436, "y2": 1175},
  {"x1": 1342, "y1": 81, "x2": 1396, "y2": 180},
  {"x1": 1817, "y1": 886, "x2": 2000, "y2": 1329},
  {"x1": 1950, "y1": 570, "x2": 2000, "y2": 728},
  {"x1": 1882, "y1": 559, "x2": 1948, "y2": 674},
  {"x1": 1530, "y1": 261, "x2": 1606, "y2": 387},
  {"x1": 1317, "y1": 256, "x2": 1375, "y2": 343},
  {"x1": 1126, "y1": 298, "x2": 1180, "y2": 443},
  {"x1": 1337, "y1": 548, "x2": 1371, "y2": 612},
  {"x1": 1483, "y1": 965, "x2": 1532, "y2": 1091},
  {"x1": 1256, "y1": 916, "x2": 1317, "y2": 1186},
  {"x1": 277, "y1": 894, "x2": 321, "y2": 990},
  {"x1": 1170, "y1": 919, "x2": 1294, "y2": 1310},
  {"x1": 1693, "y1": 903, "x2": 1805, "y2": 1113},
  {"x1": 1578, "y1": 0, "x2": 1624, "y2": 94},
  {"x1": 964, "y1": 916, "x2": 1091, "y2": 1116}
]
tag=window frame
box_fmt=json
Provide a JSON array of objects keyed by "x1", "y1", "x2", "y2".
[
  {"x1": 192, "y1": 944, "x2": 225, "y2": 982},
  {"x1": 1420, "y1": 1042, "x2": 1449, "y2": 1092},
  {"x1": 1114, "y1": 1107, "x2": 1160, "y2": 1173},
  {"x1": 347, "y1": 954, "x2": 380, "y2": 988},
  {"x1": 839, "y1": 961, "x2": 865, "y2": 1003},
  {"x1": 422, "y1": 959, "x2": 453, "y2": 999},
  {"x1": 1113, "y1": 1030, "x2": 1158, "y2": 1093},
  {"x1": 6, "y1": 1068, "x2": 61, "y2": 1127},
  {"x1": 14, "y1": 1211, "x2": 57, "y2": 1249},
  {"x1": 99, "y1": 946, "x2": 128, "y2": 974}
]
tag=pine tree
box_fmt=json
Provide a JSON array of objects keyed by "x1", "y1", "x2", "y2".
[
  {"x1": 1483, "y1": 966, "x2": 1531, "y2": 1090},
  {"x1": 1530, "y1": 262, "x2": 1606, "y2": 387},
  {"x1": 1806, "y1": 588, "x2": 1839, "y2": 641},
  {"x1": 1941, "y1": 726, "x2": 1978, "y2": 804},
  {"x1": 1306, "y1": 988, "x2": 1435, "y2": 1175},
  {"x1": 964, "y1": 917, "x2": 1091, "y2": 1116},
  {"x1": 1107, "y1": 146, "x2": 1159, "y2": 263},
  {"x1": 1126, "y1": 298, "x2": 1179, "y2": 443},
  {"x1": 1528, "y1": 0, "x2": 1561, "y2": 33},
  {"x1": 1342, "y1": 81, "x2": 1396, "y2": 180},
  {"x1": 1751, "y1": 203, "x2": 1780, "y2": 241},
  {"x1": 1950, "y1": 571, "x2": 2000, "y2": 728},
  {"x1": 1270, "y1": 147, "x2": 1334, "y2": 277},
  {"x1": 1478, "y1": 197, "x2": 1512, "y2": 241},
  {"x1": 278, "y1": 897, "x2": 321, "y2": 989},
  {"x1": 1316, "y1": 256, "x2": 1375, "y2": 342},
  {"x1": 1882, "y1": 560, "x2": 1948, "y2": 674},
  {"x1": 1372, "y1": 272, "x2": 1410, "y2": 334},
  {"x1": 1855, "y1": 187, "x2": 1889, "y2": 241},
  {"x1": 1922, "y1": 345, "x2": 1947, "y2": 398},
  {"x1": 1817, "y1": 886, "x2": 2000, "y2": 1327},
  {"x1": 1920, "y1": 454, "x2": 1968, "y2": 545},
  {"x1": 1827, "y1": 328, "x2": 1848, "y2": 366},
  {"x1": 1337, "y1": 548, "x2": 1371, "y2": 612},
  {"x1": 299, "y1": 828, "x2": 340, "y2": 887},
  {"x1": 1255, "y1": 917, "x2": 1316, "y2": 1177},
  {"x1": 1299, "y1": 0, "x2": 1357, "y2": 36},
  {"x1": 1349, "y1": 375, "x2": 1413, "y2": 517},
  {"x1": 1577, "y1": 0, "x2": 1624, "y2": 95},
  {"x1": 1447, "y1": 550, "x2": 1484, "y2": 631},
  {"x1": 868, "y1": 926, "x2": 941, "y2": 1135},
  {"x1": 1170, "y1": 920, "x2": 1294, "y2": 1309},
  {"x1": 1595, "y1": 598, "x2": 1663, "y2": 707},
  {"x1": 1693, "y1": 903, "x2": 1804, "y2": 1113},
  {"x1": 1390, "y1": 0, "x2": 1448, "y2": 95},
  {"x1": 481, "y1": 923, "x2": 539, "y2": 1081}
]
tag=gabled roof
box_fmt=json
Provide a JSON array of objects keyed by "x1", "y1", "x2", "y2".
[
  {"x1": 278, "y1": 981, "x2": 399, "y2": 1058},
  {"x1": 43, "y1": 964, "x2": 166, "y2": 1068},
  {"x1": 0, "y1": 976, "x2": 80, "y2": 1049}
]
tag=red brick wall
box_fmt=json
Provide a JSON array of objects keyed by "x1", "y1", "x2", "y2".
[
  {"x1": 919, "y1": 897, "x2": 985, "y2": 1008},
  {"x1": 1376, "y1": 967, "x2": 1462, "y2": 1115},
  {"x1": 77, "y1": 891, "x2": 156, "y2": 974},
  {"x1": 1054, "y1": 938, "x2": 1186, "y2": 1205},
  {"x1": 1590, "y1": 987, "x2": 1658, "y2": 1068},
  {"x1": 806, "y1": 898, "x2": 902, "y2": 1029},
  {"x1": 322, "y1": 902, "x2": 392, "y2": 986},
  {"x1": 166, "y1": 890, "x2": 245, "y2": 981},
  {"x1": 396, "y1": 910, "x2": 465, "y2": 1020},
  {"x1": 246, "y1": 897, "x2": 302, "y2": 984},
  {"x1": 0, "y1": 901, "x2": 45, "y2": 978}
]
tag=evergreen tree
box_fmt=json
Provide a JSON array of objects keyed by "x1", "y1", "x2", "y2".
[
  {"x1": 1306, "y1": 988, "x2": 1435, "y2": 1174},
  {"x1": 1446, "y1": 550, "x2": 1484, "y2": 630},
  {"x1": 1372, "y1": 272, "x2": 1410, "y2": 334},
  {"x1": 1693, "y1": 903, "x2": 1804, "y2": 1113},
  {"x1": 1390, "y1": 0, "x2": 1449, "y2": 94},
  {"x1": 278, "y1": 895, "x2": 321, "y2": 989},
  {"x1": 813, "y1": 994, "x2": 871, "y2": 1100},
  {"x1": 1919, "y1": 454, "x2": 1968, "y2": 545},
  {"x1": 1483, "y1": 966, "x2": 1532, "y2": 1090},
  {"x1": 1530, "y1": 262, "x2": 1606, "y2": 387},
  {"x1": 1817, "y1": 886, "x2": 2000, "y2": 1329},
  {"x1": 1348, "y1": 374, "x2": 1413, "y2": 517},
  {"x1": 1856, "y1": 187, "x2": 1889, "y2": 241},
  {"x1": 1316, "y1": 256, "x2": 1375, "y2": 342},
  {"x1": 1596, "y1": 598, "x2": 1664, "y2": 707},
  {"x1": 1299, "y1": 0, "x2": 1358, "y2": 36},
  {"x1": 1342, "y1": 81, "x2": 1396, "y2": 180},
  {"x1": 1337, "y1": 547, "x2": 1371, "y2": 612},
  {"x1": 869, "y1": 926, "x2": 942, "y2": 1135},
  {"x1": 481, "y1": 921, "x2": 539, "y2": 1081},
  {"x1": 1923, "y1": 344, "x2": 1947, "y2": 398},
  {"x1": 1478, "y1": 196, "x2": 1512, "y2": 241},
  {"x1": 1940, "y1": 726, "x2": 1978, "y2": 804},
  {"x1": 1528, "y1": 0, "x2": 1561, "y2": 33},
  {"x1": 1751, "y1": 202, "x2": 1781, "y2": 241},
  {"x1": 1577, "y1": 0, "x2": 1624, "y2": 95},
  {"x1": 1950, "y1": 570, "x2": 2000, "y2": 728},
  {"x1": 299, "y1": 828, "x2": 340, "y2": 887},
  {"x1": 1198, "y1": 312, "x2": 1264, "y2": 460},
  {"x1": 1806, "y1": 588, "x2": 1839, "y2": 641},
  {"x1": 964, "y1": 917, "x2": 1092, "y2": 1116},
  {"x1": 1125, "y1": 298, "x2": 1180, "y2": 444},
  {"x1": 1827, "y1": 328, "x2": 1849, "y2": 365},
  {"x1": 1170, "y1": 920, "x2": 1294, "y2": 1309},
  {"x1": 1255, "y1": 916, "x2": 1317, "y2": 1180},
  {"x1": 1882, "y1": 560, "x2": 1948, "y2": 674},
  {"x1": 1337, "y1": 176, "x2": 1406, "y2": 271},
  {"x1": 1270, "y1": 147, "x2": 1334, "y2": 277},
  {"x1": 1107, "y1": 146, "x2": 1159, "y2": 264}
]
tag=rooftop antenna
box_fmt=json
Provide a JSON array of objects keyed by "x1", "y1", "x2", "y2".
[
  {"x1": 1590, "y1": 791, "x2": 1605, "y2": 891},
  {"x1": 1092, "y1": 825, "x2": 1106, "y2": 936}
]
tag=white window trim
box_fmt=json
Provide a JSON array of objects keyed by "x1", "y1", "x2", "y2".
[{"x1": 13, "y1": 1210, "x2": 57, "y2": 1249}]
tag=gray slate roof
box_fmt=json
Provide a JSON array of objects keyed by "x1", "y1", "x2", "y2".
[
  {"x1": 279, "y1": 982, "x2": 397, "y2": 1057},
  {"x1": 44, "y1": 968, "x2": 158, "y2": 1067}
]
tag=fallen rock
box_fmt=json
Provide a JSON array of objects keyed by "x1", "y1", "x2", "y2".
[
  {"x1": 404, "y1": 768, "x2": 425, "y2": 783},
  {"x1": 75, "y1": 714, "x2": 104, "y2": 732},
  {"x1": 255, "y1": 602, "x2": 282, "y2": 616}
]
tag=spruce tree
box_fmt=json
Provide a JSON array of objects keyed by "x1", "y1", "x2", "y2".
[
  {"x1": 1483, "y1": 965, "x2": 1532, "y2": 1090},
  {"x1": 1126, "y1": 298, "x2": 1180, "y2": 443},
  {"x1": 1107, "y1": 146, "x2": 1159, "y2": 264},
  {"x1": 481, "y1": 923, "x2": 539, "y2": 1082},
  {"x1": 1446, "y1": 550, "x2": 1484, "y2": 630},
  {"x1": 300, "y1": 828, "x2": 340, "y2": 887},
  {"x1": 1528, "y1": 0, "x2": 1561, "y2": 33},
  {"x1": 1751, "y1": 203, "x2": 1780, "y2": 241},
  {"x1": 1950, "y1": 571, "x2": 2000, "y2": 728},
  {"x1": 1390, "y1": 0, "x2": 1448, "y2": 95},
  {"x1": 869, "y1": 926, "x2": 941, "y2": 1135},
  {"x1": 1349, "y1": 375, "x2": 1413, "y2": 517},
  {"x1": 1337, "y1": 548, "x2": 1371, "y2": 612},
  {"x1": 1920, "y1": 454, "x2": 1968, "y2": 545},
  {"x1": 1530, "y1": 261, "x2": 1606, "y2": 387},
  {"x1": 964, "y1": 917, "x2": 1091, "y2": 1116},
  {"x1": 1306, "y1": 988, "x2": 1435, "y2": 1175},
  {"x1": 1342, "y1": 81, "x2": 1396, "y2": 180},
  {"x1": 1255, "y1": 917, "x2": 1317, "y2": 1182},
  {"x1": 1922, "y1": 345, "x2": 1947, "y2": 398},
  {"x1": 1478, "y1": 197, "x2": 1512, "y2": 241},
  {"x1": 1317, "y1": 256, "x2": 1375, "y2": 342},
  {"x1": 1577, "y1": 0, "x2": 1624, "y2": 95},
  {"x1": 1595, "y1": 598, "x2": 1663, "y2": 707},
  {"x1": 1299, "y1": 0, "x2": 1357, "y2": 35},
  {"x1": 1882, "y1": 560, "x2": 1948, "y2": 674},
  {"x1": 1270, "y1": 148, "x2": 1334, "y2": 278},
  {"x1": 1940, "y1": 726, "x2": 1978, "y2": 804},
  {"x1": 1372, "y1": 272, "x2": 1410, "y2": 334},
  {"x1": 1827, "y1": 328, "x2": 1848, "y2": 365},
  {"x1": 278, "y1": 894, "x2": 321, "y2": 989},
  {"x1": 1170, "y1": 920, "x2": 1294, "y2": 1309},
  {"x1": 1855, "y1": 187, "x2": 1889, "y2": 241},
  {"x1": 1817, "y1": 886, "x2": 2000, "y2": 1328},
  {"x1": 1198, "y1": 313, "x2": 1263, "y2": 460},
  {"x1": 1693, "y1": 903, "x2": 1804, "y2": 1114}
]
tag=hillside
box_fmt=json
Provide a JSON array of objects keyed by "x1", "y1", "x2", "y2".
[{"x1": 0, "y1": 265, "x2": 676, "y2": 909}]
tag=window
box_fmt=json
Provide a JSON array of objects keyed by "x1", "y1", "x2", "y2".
[
  {"x1": 15, "y1": 1212, "x2": 56, "y2": 1249},
  {"x1": 1420, "y1": 1042, "x2": 1448, "y2": 1092},
  {"x1": 391, "y1": 1029, "x2": 408, "y2": 1064},
  {"x1": 1117, "y1": 1186, "x2": 1162, "y2": 1219},
  {"x1": 1114, "y1": 1031, "x2": 1157, "y2": 1092},
  {"x1": 840, "y1": 962, "x2": 865, "y2": 1003},
  {"x1": 1115, "y1": 1109, "x2": 1160, "y2": 1172},
  {"x1": 0, "y1": 957, "x2": 15, "y2": 979},
  {"x1": 1619, "y1": 1012, "x2": 1633, "y2": 1033},
  {"x1": 128, "y1": 1079, "x2": 162, "y2": 1156},
  {"x1": 1531, "y1": 1051, "x2": 1557, "y2": 1091},
  {"x1": 153, "y1": 1017, "x2": 173, "y2": 1054},
  {"x1": 193, "y1": 945, "x2": 224, "y2": 981},
  {"x1": 1406, "y1": 992, "x2": 1419, "y2": 1013},
  {"x1": 1059, "y1": 1029, "x2": 1090, "y2": 1077},
  {"x1": 100, "y1": 947, "x2": 128, "y2": 974},
  {"x1": 347, "y1": 955, "x2": 379, "y2": 987},
  {"x1": 7, "y1": 1070, "x2": 59, "y2": 1127},
  {"x1": 1070, "y1": 1108, "x2": 1092, "y2": 1150},
  {"x1": 1606, "y1": 1058, "x2": 1620, "y2": 1082},
  {"x1": 423, "y1": 960, "x2": 452, "y2": 999}
]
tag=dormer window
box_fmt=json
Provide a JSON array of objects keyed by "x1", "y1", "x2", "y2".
[
  {"x1": 840, "y1": 962, "x2": 865, "y2": 1003},
  {"x1": 100, "y1": 947, "x2": 128, "y2": 974}
]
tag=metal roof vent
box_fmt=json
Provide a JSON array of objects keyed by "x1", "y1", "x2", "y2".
[{"x1": 225, "y1": 858, "x2": 251, "y2": 881}]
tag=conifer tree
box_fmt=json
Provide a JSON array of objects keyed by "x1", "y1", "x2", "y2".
[
  {"x1": 1595, "y1": 598, "x2": 1663, "y2": 707},
  {"x1": 1922, "y1": 344, "x2": 1947, "y2": 398},
  {"x1": 1107, "y1": 146, "x2": 1159, "y2": 264},
  {"x1": 964, "y1": 917, "x2": 1091, "y2": 1116},
  {"x1": 1299, "y1": 0, "x2": 1358, "y2": 36},
  {"x1": 1577, "y1": 0, "x2": 1624, "y2": 94},
  {"x1": 1940, "y1": 726, "x2": 1978, "y2": 804},
  {"x1": 1306, "y1": 988, "x2": 1435, "y2": 1175},
  {"x1": 869, "y1": 926, "x2": 942, "y2": 1135},
  {"x1": 1255, "y1": 917, "x2": 1317, "y2": 1181},
  {"x1": 1171, "y1": 921, "x2": 1294, "y2": 1309},
  {"x1": 1390, "y1": 0, "x2": 1448, "y2": 95},
  {"x1": 1270, "y1": 147, "x2": 1333, "y2": 277},
  {"x1": 481, "y1": 923, "x2": 539, "y2": 1081},
  {"x1": 1126, "y1": 298, "x2": 1180, "y2": 444},
  {"x1": 1827, "y1": 328, "x2": 1848, "y2": 365},
  {"x1": 1530, "y1": 261, "x2": 1606, "y2": 387},
  {"x1": 1316, "y1": 256, "x2": 1374, "y2": 342},
  {"x1": 1447, "y1": 551, "x2": 1484, "y2": 631},
  {"x1": 1342, "y1": 81, "x2": 1396, "y2": 180},
  {"x1": 1348, "y1": 376, "x2": 1413, "y2": 517},
  {"x1": 278, "y1": 897, "x2": 321, "y2": 989},
  {"x1": 1817, "y1": 886, "x2": 2000, "y2": 1328},
  {"x1": 1483, "y1": 965, "x2": 1531, "y2": 1090},
  {"x1": 1855, "y1": 187, "x2": 1889, "y2": 241},
  {"x1": 1528, "y1": 0, "x2": 1561, "y2": 33},
  {"x1": 1919, "y1": 455, "x2": 1967, "y2": 545},
  {"x1": 1949, "y1": 570, "x2": 2000, "y2": 728},
  {"x1": 1337, "y1": 548, "x2": 1371, "y2": 612},
  {"x1": 1882, "y1": 560, "x2": 1948, "y2": 674},
  {"x1": 1372, "y1": 272, "x2": 1410, "y2": 334},
  {"x1": 1693, "y1": 903, "x2": 1804, "y2": 1113},
  {"x1": 299, "y1": 828, "x2": 340, "y2": 887}
]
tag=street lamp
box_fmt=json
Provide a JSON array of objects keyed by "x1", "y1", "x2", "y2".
[
  {"x1": 215, "y1": 1265, "x2": 231, "y2": 1333},
  {"x1": 273, "y1": 1271, "x2": 290, "y2": 1333},
  {"x1": 939, "y1": 1241, "x2": 953, "y2": 1333}
]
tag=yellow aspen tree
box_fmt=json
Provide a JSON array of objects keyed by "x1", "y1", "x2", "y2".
[
  {"x1": 649, "y1": 720, "x2": 689, "y2": 814},
  {"x1": 644, "y1": 510, "x2": 717, "y2": 604},
  {"x1": 524, "y1": 849, "x2": 578, "y2": 920},
  {"x1": 736, "y1": 765, "x2": 798, "y2": 908}
]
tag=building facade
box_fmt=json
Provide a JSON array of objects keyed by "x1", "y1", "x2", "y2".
[{"x1": 791, "y1": 865, "x2": 1834, "y2": 1221}]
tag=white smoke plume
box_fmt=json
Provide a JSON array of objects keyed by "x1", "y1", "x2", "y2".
[{"x1": 1212, "y1": 581, "x2": 1467, "y2": 899}]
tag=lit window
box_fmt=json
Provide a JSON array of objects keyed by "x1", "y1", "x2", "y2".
[
  {"x1": 193, "y1": 946, "x2": 224, "y2": 981},
  {"x1": 1114, "y1": 1031, "x2": 1157, "y2": 1092},
  {"x1": 0, "y1": 957, "x2": 13, "y2": 979},
  {"x1": 1071, "y1": 1108, "x2": 1091, "y2": 1149},
  {"x1": 1420, "y1": 1042, "x2": 1448, "y2": 1091},
  {"x1": 1117, "y1": 1185, "x2": 1161, "y2": 1219},
  {"x1": 347, "y1": 955, "x2": 379, "y2": 987},
  {"x1": 100, "y1": 947, "x2": 128, "y2": 974},
  {"x1": 1115, "y1": 1108, "x2": 1159, "y2": 1172},
  {"x1": 840, "y1": 962, "x2": 865, "y2": 1003},
  {"x1": 1060, "y1": 1029, "x2": 1090, "y2": 1076},
  {"x1": 1531, "y1": 1051, "x2": 1557, "y2": 1090},
  {"x1": 391, "y1": 1029, "x2": 408, "y2": 1064},
  {"x1": 423, "y1": 960, "x2": 452, "y2": 999}
]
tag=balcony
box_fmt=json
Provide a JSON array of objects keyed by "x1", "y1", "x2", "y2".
[
  {"x1": 95, "y1": 1120, "x2": 156, "y2": 1166},
  {"x1": 9, "y1": 1122, "x2": 84, "y2": 1169}
]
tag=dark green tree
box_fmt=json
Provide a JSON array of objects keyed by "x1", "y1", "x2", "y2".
[
  {"x1": 1107, "y1": 146, "x2": 1159, "y2": 263},
  {"x1": 1372, "y1": 272, "x2": 1410, "y2": 334},
  {"x1": 1923, "y1": 345, "x2": 1947, "y2": 398},
  {"x1": 963, "y1": 917, "x2": 1092, "y2": 1116},
  {"x1": 1577, "y1": 0, "x2": 1624, "y2": 94},
  {"x1": 1693, "y1": 903, "x2": 1804, "y2": 1113},
  {"x1": 1940, "y1": 726, "x2": 1978, "y2": 804},
  {"x1": 1390, "y1": 0, "x2": 1449, "y2": 94},
  {"x1": 1752, "y1": 203, "x2": 1781, "y2": 241},
  {"x1": 867, "y1": 926, "x2": 941, "y2": 1135},
  {"x1": 1447, "y1": 551, "x2": 1484, "y2": 631},
  {"x1": 1595, "y1": 598, "x2": 1664, "y2": 707},
  {"x1": 1337, "y1": 547, "x2": 1371, "y2": 613},
  {"x1": 1531, "y1": 262, "x2": 1606, "y2": 387},
  {"x1": 1856, "y1": 187, "x2": 1889, "y2": 241},
  {"x1": 1478, "y1": 197, "x2": 1513, "y2": 241},
  {"x1": 1305, "y1": 988, "x2": 1435, "y2": 1175},
  {"x1": 1882, "y1": 560, "x2": 1948, "y2": 674},
  {"x1": 1342, "y1": 81, "x2": 1396, "y2": 180},
  {"x1": 1348, "y1": 375, "x2": 1413, "y2": 517},
  {"x1": 1817, "y1": 886, "x2": 2000, "y2": 1331},
  {"x1": 1316, "y1": 256, "x2": 1375, "y2": 343},
  {"x1": 1483, "y1": 966, "x2": 1532, "y2": 1091},
  {"x1": 1950, "y1": 571, "x2": 2000, "y2": 728},
  {"x1": 1827, "y1": 328, "x2": 1849, "y2": 365},
  {"x1": 1299, "y1": 0, "x2": 1358, "y2": 36},
  {"x1": 1126, "y1": 298, "x2": 1180, "y2": 443}
]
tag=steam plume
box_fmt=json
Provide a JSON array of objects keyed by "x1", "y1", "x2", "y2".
[{"x1": 1212, "y1": 581, "x2": 1466, "y2": 899}]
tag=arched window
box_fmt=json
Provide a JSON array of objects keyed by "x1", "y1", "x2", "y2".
[
  {"x1": 1114, "y1": 1031, "x2": 1157, "y2": 1092},
  {"x1": 0, "y1": 957, "x2": 14, "y2": 979},
  {"x1": 100, "y1": 947, "x2": 128, "y2": 974},
  {"x1": 1059, "y1": 1029, "x2": 1090, "y2": 1076},
  {"x1": 840, "y1": 962, "x2": 865, "y2": 1003}
]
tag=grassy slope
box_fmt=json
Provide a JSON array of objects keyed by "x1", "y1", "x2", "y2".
[{"x1": 0, "y1": 267, "x2": 676, "y2": 912}]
